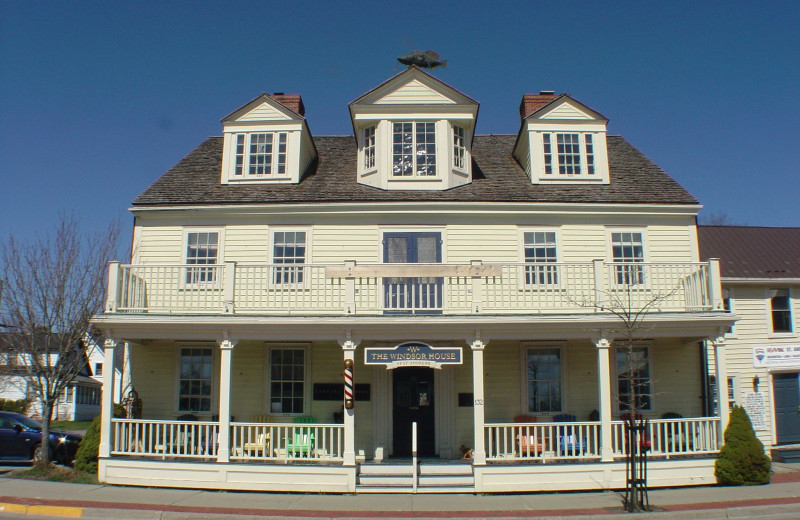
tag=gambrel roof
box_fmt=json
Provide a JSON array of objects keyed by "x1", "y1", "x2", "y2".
[
  {"x1": 698, "y1": 226, "x2": 800, "y2": 279},
  {"x1": 133, "y1": 135, "x2": 697, "y2": 206}
]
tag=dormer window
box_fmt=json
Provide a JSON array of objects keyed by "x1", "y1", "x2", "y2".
[
  {"x1": 392, "y1": 122, "x2": 436, "y2": 177},
  {"x1": 542, "y1": 133, "x2": 596, "y2": 176},
  {"x1": 453, "y1": 125, "x2": 466, "y2": 170},
  {"x1": 233, "y1": 132, "x2": 288, "y2": 177},
  {"x1": 364, "y1": 125, "x2": 376, "y2": 169}
]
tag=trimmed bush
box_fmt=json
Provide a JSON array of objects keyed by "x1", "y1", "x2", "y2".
[
  {"x1": 74, "y1": 416, "x2": 101, "y2": 473},
  {"x1": 715, "y1": 406, "x2": 771, "y2": 485},
  {"x1": 0, "y1": 398, "x2": 29, "y2": 413}
]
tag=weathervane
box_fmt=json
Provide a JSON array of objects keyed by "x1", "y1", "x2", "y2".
[{"x1": 397, "y1": 50, "x2": 447, "y2": 69}]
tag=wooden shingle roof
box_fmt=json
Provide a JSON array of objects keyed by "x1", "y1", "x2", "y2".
[
  {"x1": 133, "y1": 135, "x2": 697, "y2": 206},
  {"x1": 698, "y1": 226, "x2": 800, "y2": 279}
]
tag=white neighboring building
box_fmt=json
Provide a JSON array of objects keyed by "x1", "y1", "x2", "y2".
[{"x1": 699, "y1": 226, "x2": 800, "y2": 461}]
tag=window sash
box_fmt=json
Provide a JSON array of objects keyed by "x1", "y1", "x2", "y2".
[
  {"x1": 453, "y1": 125, "x2": 466, "y2": 170},
  {"x1": 616, "y1": 346, "x2": 651, "y2": 411},
  {"x1": 178, "y1": 347, "x2": 213, "y2": 412},
  {"x1": 364, "y1": 125, "x2": 376, "y2": 169},
  {"x1": 233, "y1": 133, "x2": 288, "y2": 177},
  {"x1": 185, "y1": 232, "x2": 219, "y2": 284},
  {"x1": 273, "y1": 231, "x2": 307, "y2": 284},
  {"x1": 770, "y1": 288, "x2": 793, "y2": 333},
  {"x1": 393, "y1": 122, "x2": 436, "y2": 177},
  {"x1": 523, "y1": 231, "x2": 558, "y2": 285},
  {"x1": 269, "y1": 348, "x2": 305, "y2": 414},
  {"x1": 542, "y1": 133, "x2": 596, "y2": 176},
  {"x1": 526, "y1": 347, "x2": 562, "y2": 413},
  {"x1": 611, "y1": 232, "x2": 644, "y2": 285}
]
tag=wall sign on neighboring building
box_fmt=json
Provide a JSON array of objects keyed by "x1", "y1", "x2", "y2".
[
  {"x1": 742, "y1": 392, "x2": 767, "y2": 430},
  {"x1": 364, "y1": 342, "x2": 463, "y2": 369},
  {"x1": 753, "y1": 345, "x2": 800, "y2": 368}
]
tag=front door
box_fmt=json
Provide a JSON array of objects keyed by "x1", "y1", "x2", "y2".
[
  {"x1": 773, "y1": 372, "x2": 800, "y2": 444},
  {"x1": 393, "y1": 367, "x2": 435, "y2": 457},
  {"x1": 383, "y1": 232, "x2": 442, "y2": 314}
]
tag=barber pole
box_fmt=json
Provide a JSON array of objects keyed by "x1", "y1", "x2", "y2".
[{"x1": 344, "y1": 358, "x2": 354, "y2": 409}]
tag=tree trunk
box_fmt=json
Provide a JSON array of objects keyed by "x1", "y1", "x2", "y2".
[{"x1": 40, "y1": 400, "x2": 52, "y2": 466}]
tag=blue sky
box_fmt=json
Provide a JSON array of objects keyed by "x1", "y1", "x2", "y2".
[{"x1": 1, "y1": 1, "x2": 799, "y2": 249}]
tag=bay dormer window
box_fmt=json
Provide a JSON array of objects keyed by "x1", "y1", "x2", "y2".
[
  {"x1": 392, "y1": 122, "x2": 436, "y2": 177},
  {"x1": 542, "y1": 133, "x2": 596, "y2": 176},
  {"x1": 233, "y1": 132, "x2": 288, "y2": 177}
]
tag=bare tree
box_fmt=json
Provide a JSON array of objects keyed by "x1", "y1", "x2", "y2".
[
  {"x1": 698, "y1": 211, "x2": 743, "y2": 226},
  {"x1": 0, "y1": 215, "x2": 119, "y2": 465}
]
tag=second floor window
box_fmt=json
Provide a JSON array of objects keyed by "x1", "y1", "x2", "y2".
[
  {"x1": 393, "y1": 122, "x2": 436, "y2": 177},
  {"x1": 453, "y1": 125, "x2": 466, "y2": 170},
  {"x1": 523, "y1": 231, "x2": 558, "y2": 285},
  {"x1": 611, "y1": 232, "x2": 644, "y2": 285},
  {"x1": 186, "y1": 231, "x2": 219, "y2": 284},
  {"x1": 543, "y1": 133, "x2": 596, "y2": 175},
  {"x1": 273, "y1": 231, "x2": 306, "y2": 284},
  {"x1": 234, "y1": 132, "x2": 288, "y2": 177},
  {"x1": 770, "y1": 288, "x2": 793, "y2": 333},
  {"x1": 364, "y1": 125, "x2": 376, "y2": 169}
]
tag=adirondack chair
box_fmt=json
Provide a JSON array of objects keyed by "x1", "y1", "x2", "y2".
[
  {"x1": 286, "y1": 416, "x2": 316, "y2": 457},
  {"x1": 513, "y1": 415, "x2": 545, "y2": 456},
  {"x1": 554, "y1": 414, "x2": 588, "y2": 455}
]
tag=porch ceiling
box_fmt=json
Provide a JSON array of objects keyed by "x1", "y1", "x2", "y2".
[{"x1": 93, "y1": 312, "x2": 733, "y2": 345}]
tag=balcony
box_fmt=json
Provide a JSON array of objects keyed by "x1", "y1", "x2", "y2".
[{"x1": 105, "y1": 260, "x2": 721, "y2": 317}]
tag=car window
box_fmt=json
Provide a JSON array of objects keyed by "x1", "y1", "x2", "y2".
[
  {"x1": 13, "y1": 415, "x2": 42, "y2": 430},
  {"x1": 0, "y1": 416, "x2": 15, "y2": 429}
]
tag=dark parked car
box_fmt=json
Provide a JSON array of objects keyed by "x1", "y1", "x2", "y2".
[{"x1": 0, "y1": 411, "x2": 83, "y2": 465}]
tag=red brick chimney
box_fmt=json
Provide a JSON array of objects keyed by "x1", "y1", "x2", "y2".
[
  {"x1": 270, "y1": 93, "x2": 305, "y2": 116},
  {"x1": 519, "y1": 91, "x2": 557, "y2": 121}
]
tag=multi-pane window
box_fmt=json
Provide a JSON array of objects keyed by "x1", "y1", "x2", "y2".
[
  {"x1": 611, "y1": 232, "x2": 644, "y2": 285},
  {"x1": 542, "y1": 133, "x2": 596, "y2": 176},
  {"x1": 273, "y1": 231, "x2": 306, "y2": 284},
  {"x1": 76, "y1": 385, "x2": 100, "y2": 405},
  {"x1": 453, "y1": 125, "x2": 466, "y2": 170},
  {"x1": 94, "y1": 362, "x2": 103, "y2": 376},
  {"x1": 178, "y1": 347, "x2": 212, "y2": 412},
  {"x1": 526, "y1": 347, "x2": 562, "y2": 413},
  {"x1": 270, "y1": 348, "x2": 305, "y2": 414},
  {"x1": 185, "y1": 231, "x2": 219, "y2": 284},
  {"x1": 523, "y1": 231, "x2": 558, "y2": 285},
  {"x1": 709, "y1": 376, "x2": 736, "y2": 415},
  {"x1": 363, "y1": 125, "x2": 376, "y2": 169},
  {"x1": 233, "y1": 132, "x2": 288, "y2": 177},
  {"x1": 393, "y1": 122, "x2": 436, "y2": 176},
  {"x1": 616, "y1": 346, "x2": 651, "y2": 411},
  {"x1": 770, "y1": 288, "x2": 793, "y2": 333}
]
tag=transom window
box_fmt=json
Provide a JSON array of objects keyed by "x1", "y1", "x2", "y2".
[
  {"x1": 526, "y1": 347, "x2": 562, "y2": 413},
  {"x1": 273, "y1": 231, "x2": 306, "y2": 284},
  {"x1": 453, "y1": 125, "x2": 466, "y2": 170},
  {"x1": 616, "y1": 345, "x2": 651, "y2": 411},
  {"x1": 363, "y1": 125, "x2": 376, "y2": 169},
  {"x1": 523, "y1": 231, "x2": 558, "y2": 285},
  {"x1": 185, "y1": 231, "x2": 219, "y2": 284},
  {"x1": 611, "y1": 232, "x2": 644, "y2": 285},
  {"x1": 234, "y1": 132, "x2": 288, "y2": 177},
  {"x1": 770, "y1": 288, "x2": 793, "y2": 333},
  {"x1": 393, "y1": 122, "x2": 436, "y2": 177},
  {"x1": 543, "y1": 133, "x2": 596, "y2": 175},
  {"x1": 270, "y1": 348, "x2": 305, "y2": 414},
  {"x1": 178, "y1": 347, "x2": 213, "y2": 412}
]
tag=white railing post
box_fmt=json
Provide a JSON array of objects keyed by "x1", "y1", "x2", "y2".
[
  {"x1": 341, "y1": 339, "x2": 357, "y2": 466},
  {"x1": 99, "y1": 338, "x2": 117, "y2": 458},
  {"x1": 471, "y1": 260, "x2": 484, "y2": 314},
  {"x1": 593, "y1": 259, "x2": 606, "y2": 310},
  {"x1": 412, "y1": 421, "x2": 418, "y2": 493},
  {"x1": 105, "y1": 262, "x2": 120, "y2": 312},
  {"x1": 217, "y1": 338, "x2": 235, "y2": 462},
  {"x1": 708, "y1": 259, "x2": 723, "y2": 311},
  {"x1": 223, "y1": 262, "x2": 236, "y2": 314},
  {"x1": 711, "y1": 337, "x2": 730, "y2": 447},
  {"x1": 595, "y1": 337, "x2": 614, "y2": 462},
  {"x1": 344, "y1": 260, "x2": 356, "y2": 315},
  {"x1": 471, "y1": 338, "x2": 487, "y2": 465}
]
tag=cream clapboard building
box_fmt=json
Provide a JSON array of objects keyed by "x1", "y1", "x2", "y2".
[
  {"x1": 699, "y1": 226, "x2": 800, "y2": 462},
  {"x1": 93, "y1": 67, "x2": 735, "y2": 493}
]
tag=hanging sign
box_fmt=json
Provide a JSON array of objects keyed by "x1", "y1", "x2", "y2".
[
  {"x1": 364, "y1": 342, "x2": 462, "y2": 369},
  {"x1": 752, "y1": 345, "x2": 800, "y2": 368}
]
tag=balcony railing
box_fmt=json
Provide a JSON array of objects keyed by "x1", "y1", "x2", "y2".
[{"x1": 105, "y1": 260, "x2": 721, "y2": 316}]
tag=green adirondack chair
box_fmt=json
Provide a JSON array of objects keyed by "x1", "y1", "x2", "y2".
[{"x1": 286, "y1": 416, "x2": 316, "y2": 456}]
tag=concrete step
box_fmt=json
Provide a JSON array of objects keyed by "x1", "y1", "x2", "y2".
[
  {"x1": 358, "y1": 463, "x2": 414, "y2": 476},
  {"x1": 419, "y1": 462, "x2": 473, "y2": 475},
  {"x1": 772, "y1": 445, "x2": 800, "y2": 463},
  {"x1": 356, "y1": 485, "x2": 475, "y2": 494},
  {"x1": 358, "y1": 475, "x2": 414, "y2": 487},
  {"x1": 419, "y1": 474, "x2": 474, "y2": 486}
]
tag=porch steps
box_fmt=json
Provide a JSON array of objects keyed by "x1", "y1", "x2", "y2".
[
  {"x1": 772, "y1": 445, "x2": 800, "y2": 463},
  {"x1": 357, "y1": 460, "x2": 474, "y2": 493}
]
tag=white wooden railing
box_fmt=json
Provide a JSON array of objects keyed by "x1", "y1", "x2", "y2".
[
  {"x1": 230, "y1": 422, "x2": 344, "y2": 462},
  {"x1": 106, "y1": 260, "x2": 718, "y2": 316},
  {"x1": 611, "y1": 417, "x2": 720, "y2": 458},
  {"x1": 485, "y1": 421, "x2": 601, "y2": 462},
  {"x1": 111, "y1": 419, "x2": 219, "y2": 459}
]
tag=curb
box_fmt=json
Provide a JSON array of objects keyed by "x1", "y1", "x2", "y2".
[{"x1": 0, "y1": 501, "x2": 83, "y2": 517}]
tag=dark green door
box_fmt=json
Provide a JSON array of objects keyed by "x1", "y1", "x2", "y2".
[
  {"x1": 393, "y1": 367, "x2": 435, "y2": 457},
  {"x1": 774, "y1": 372, "x2": 800, "y2": 444}
]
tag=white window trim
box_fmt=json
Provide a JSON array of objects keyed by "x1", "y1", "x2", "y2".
[
  {"x1": 182, "y1": 228, "x2": 225, "y2": 289},
  {"x1": 174, "y1": 344, "x2": 217, "y2": 416},
  {"x1": 612, "y1": 341, "x2": 654, "y2": 414},
  {"x1": 269, "y1": 227, "x2": 311, "y2": 288},
  {"x1": 265, "y1": 344, "x2": 310, "y2": 417},
  {"x1": 606, "y1": 228, "x2": 648, "y2": 289},
  {"x1": 766, "y1": 287, "x2": 795, "y2": 337},
  {"x1": 520, "y1": 342, "x2": 566, "y2": 417},
  {"x1": 518, "y1": 228, "x2": 562, "y2": 290}
]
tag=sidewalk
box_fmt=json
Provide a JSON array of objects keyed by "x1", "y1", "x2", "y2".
[{"x1": 0, "y1": 464, "x2": 799, "y2": 519}]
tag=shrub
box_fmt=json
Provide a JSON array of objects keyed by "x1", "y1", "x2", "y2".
[
  {"x1": 715, "y1": 406, "x2": 771, "y2": 485},
  {"x1": 113, "y1": 403, "x2": 127, "y2": 418},
  {"x1": 0, "y1": 398, "x2": 29, "y2": 413},
  {"x1": 74, "y1": 416, "x2": 101, "y2": 474}
]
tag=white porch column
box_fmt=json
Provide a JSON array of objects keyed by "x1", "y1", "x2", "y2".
[
  {"x1": 595, "y1": 337, "x2": 614, "y2": 462},
  {"x1": 99, "y1": 338, "x2": 117, "y2": 458},
  {"x1": 217, "y1": 338, "x2": 236, "y2": 463},
  {"x1": 712, "y1": 337, "x2": 730, "y2": 446},
  {"x1": 471, "y1": 339, "x2": 487, "y2": 465},
  {"x1": 342, "y1": 340, "x2": 357, "y2": 466}
]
